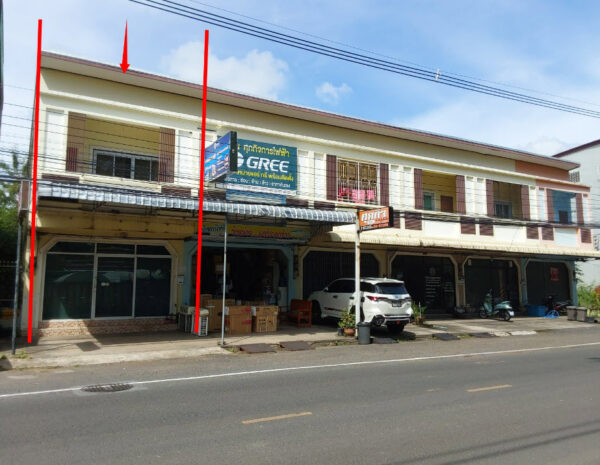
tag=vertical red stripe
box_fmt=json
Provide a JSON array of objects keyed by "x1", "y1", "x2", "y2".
[
  {"x1": 27, "y1": 19, "x2": 42, "y2": 343},
  {"x1": 379, "y1": 163, "x2": 389, "y2": 206},
  {"x1": 195, "y1": 30, "x2": 209, "y2": 334},
  {"x1": 521, "y1": 185, "x2": 530, "y2": 221},
  {"x1": 575, "y1": 193, "x2": 584, "y2": 225},
  {"x1": 326, "y1": 155, "x2": 337, "y2": 201},
  {"x1": 413, "y1": 169, "x2": 423, "y2": 209}
]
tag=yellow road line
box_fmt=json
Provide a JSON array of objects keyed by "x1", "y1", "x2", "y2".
[
  {"x1": 467, "y1": 384, "x2": 512, "y2": 393},
  {"x1": 242, "y1": 411, "x2": 312, "y2": 424}
]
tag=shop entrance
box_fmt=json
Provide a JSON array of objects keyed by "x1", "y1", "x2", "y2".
[
  {"x1": 42, "y1": 241, "x2": 172, "y2": 320},
  {"x1": 526, "y1": 261, "x2": 570, "y2": 305},
  {"x1": 191, "y1": 247, "x2": 289, "y2": 306},
  {"x1": 391, "y1": 255, "x2": 456, "y2": 312},
  {"x1": 465, "y1": 258, "x2": 519, "y2": 309},
  {"x1": 302, "y1": 250, "x2": 379, "y2": 298}
]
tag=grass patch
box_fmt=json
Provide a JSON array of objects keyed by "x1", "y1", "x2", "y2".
[{"x1": 13, "y1": 350, "x2": 29, "y2": 359}]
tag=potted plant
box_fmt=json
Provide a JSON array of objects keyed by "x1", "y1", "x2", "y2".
[
  {"x1": 412, "y1": 302, "x2": 427, "y2": 326},
  {"x1": 338, "y1": 309, "x2": 356, "y2": 336}
]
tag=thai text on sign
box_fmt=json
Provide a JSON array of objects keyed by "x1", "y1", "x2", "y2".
[{"x1": 359, "y1": 207, "x2": 393, "y2": 231}]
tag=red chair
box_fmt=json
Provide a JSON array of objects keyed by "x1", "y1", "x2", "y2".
[{"x1": 288, "y1": 299, "x2": 312, "y2": 327}]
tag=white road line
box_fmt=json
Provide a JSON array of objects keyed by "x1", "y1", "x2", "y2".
[
  {"x1": 467, "y1": 384, "x2": 512, "y2": 393},
  {"x1": 1, "y1": 341, "x2": 599, "y2": 400},
  {"x1": 242, "y1": 412, "x2": 312, "y2": 424}
]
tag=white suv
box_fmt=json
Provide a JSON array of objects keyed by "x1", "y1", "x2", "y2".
[{"x1": 309, "y1": 277, "x2": 413, "y2": 334}]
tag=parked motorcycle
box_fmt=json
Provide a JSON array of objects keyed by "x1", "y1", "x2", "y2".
[
  {"x1": 545, "y1": 295, "x2": 570, "y2": 317},
  {"x1": 479, "y1": 290, "x2": 514, "y2": 321}
]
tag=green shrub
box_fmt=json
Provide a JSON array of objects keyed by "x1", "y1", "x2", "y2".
[
  {"x1": 338, "y1": 309, "x2": 356, "y2": 329},
  {"x1": 577, "y1": 285, "x2": 600, "y2": 310}
]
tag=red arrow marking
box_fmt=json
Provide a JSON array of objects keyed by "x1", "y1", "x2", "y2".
[{"x1": 120, "y1": 21, "x2": 129, "y2": 73}]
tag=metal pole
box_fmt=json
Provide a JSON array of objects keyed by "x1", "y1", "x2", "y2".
[
  {"x1": 220, "y1": 214, "x2": 228, "y2": 345},
  {"x1": 11, "y1": 219, "x2": 23, "y2": 355},
  {"x1": 355, "y1": 214, "x2": 361, "y2": 328}
]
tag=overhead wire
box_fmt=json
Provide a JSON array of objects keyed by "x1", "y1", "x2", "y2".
[
  {"x1": 181, "y1": 0, "x2": 600, "y2": 111},
  {"x1": 4, "y1": 113, "x2": 599, "y2": 212},
  {"x1": 128, "y1": 0, "x2": 600, "y2": 119},
  {"x1": 1, "y1": 107, "x2": 598, "y2": 208}
]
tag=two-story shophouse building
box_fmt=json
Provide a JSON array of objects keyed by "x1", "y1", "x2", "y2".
[{"x1": 20, "y1": 51, "x2": 600, "y2": 336}]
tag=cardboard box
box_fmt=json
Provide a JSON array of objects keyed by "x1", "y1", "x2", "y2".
[
  {"x1": 204, "y1": 305, "x2": 222, "y2": 331},
  {"x1": 255, "y1": 306, "x2": 279, "y2": 317},
  {"x1": 225, "y1": 306, "x2": 252, "y2": 335},
  {"x1": 252, "y1": 315, "x2": 278, "y2": 333},
  {"x1": 203, "y1": 300, "x2": 242, "y2": 331}
]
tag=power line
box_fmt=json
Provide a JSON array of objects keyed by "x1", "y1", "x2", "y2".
[
  {"x1": 129, "y1": 0, "x2": 600, "y2": 119},
  {"x1": 4, "y1": 119, "x2": 598, "y2": 214},
  {"x1": 3, "y1": 112, "x2": 599, "y2": 214},
  {"x1": 182, "y1": 0, "x2": 600, "y2": 111}
]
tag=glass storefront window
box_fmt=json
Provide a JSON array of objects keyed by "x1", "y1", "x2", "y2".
[
  {"x1": 43, "y1": 241, "x2": 171, "y2": 320},
  {"x1": 49, "y1": 242, "x2": 95, "y2": 253},
  {"x1": 95, "y1": 257, "x2": 135, "y2": 317},
  {"x1": 136, "y1": 245, "x2": 170, "y2": 255},
  {"x1": 97, "y1": 243, "x2": 135, "y2": 254},
  {"x1": 135, "y1": 258, "x2": 171, "y2": 316},
  {"x1": 43, "y1": 254, "x2": 94, "y2": 319}
]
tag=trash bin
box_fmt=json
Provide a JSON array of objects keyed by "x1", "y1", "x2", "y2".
[
  {"x1": 566, "y1": 306, "x2": 577, "y2": 321},
  {"x1": 357, "y1": 322, "x2": 371, "y2": 345},
  {"x1": 576, "y1": 307, "x2": 588, "y2": 322}
]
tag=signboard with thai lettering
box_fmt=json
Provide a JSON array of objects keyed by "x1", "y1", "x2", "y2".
[
  {"x1": 205, "y1": 131, "x2": 238, "y2": 182},
  {"x1": 202, "y1": 222, "x2": 310, "y2": 242},
  {"x1": 225, "y1": 139, "x2": 297, "y2": 196},
  {"x1": 359, "y1": 207, "x2": 393, "y2": 232}
]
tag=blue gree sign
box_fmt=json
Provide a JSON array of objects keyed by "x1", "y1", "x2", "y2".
[
  {"x1": 225, "y1": 139, "x2": 297, "y2": 195},
  {"x1": 204, "y1": 131, "x2": 238, "y2": 182}
]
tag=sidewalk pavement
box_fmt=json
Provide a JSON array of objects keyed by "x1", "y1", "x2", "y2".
[{"x1": 0, "y1": 316, "x2": 596, "y2": 370}]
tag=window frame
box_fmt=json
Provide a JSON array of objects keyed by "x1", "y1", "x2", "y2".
[
  {"x1": 494, "y1": 200, "x2": 513, "y2": 219},
  {"x1": 92, "y1": 147, "x2": 159, "y2": 182},
  {"x1": 336, "y1": 158, "x2": 379, "y2": 205},
  {"x1": 423, "y1": 191, "x2": 435, "y2": 211}
]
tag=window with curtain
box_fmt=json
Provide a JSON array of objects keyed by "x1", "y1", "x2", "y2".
[{"x1": 337, "y1": 159, "x2": 378, "y2": 204}]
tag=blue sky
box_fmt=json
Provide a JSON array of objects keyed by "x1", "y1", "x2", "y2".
[{"x1": 2, "y1": 0, "x2": 600, "y2": 160}]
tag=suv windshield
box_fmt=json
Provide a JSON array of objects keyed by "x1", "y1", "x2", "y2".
[{"x1": 374, "y1": 283, "x2": 408, "y2": 295}]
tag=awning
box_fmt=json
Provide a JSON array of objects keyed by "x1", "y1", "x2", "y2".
[
  {"x1": 37, "y1": 181, "x2": 355, "y2": 224},
  {"x1": 327, "y1": 228, "x2": 600, "y2": 259}
]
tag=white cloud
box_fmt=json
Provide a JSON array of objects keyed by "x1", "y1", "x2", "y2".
[
  {"x1": 395, "y1": 91, "x2": 600, "y2": 156},
  {"x1": 161, "y1": 41, "x2": 289, "y2": 100},
  {"x1": 315, "y1": 82, "x2": 352, "y2": 104}
]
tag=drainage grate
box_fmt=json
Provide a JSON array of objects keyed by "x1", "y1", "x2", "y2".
[{"x1": 81, "y1": 383, "x2": 134, "y2": 393}]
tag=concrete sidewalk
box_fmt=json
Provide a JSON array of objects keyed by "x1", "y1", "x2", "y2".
[{"x1": 0, "y1": 316, "x2": 596, "y2": 370}]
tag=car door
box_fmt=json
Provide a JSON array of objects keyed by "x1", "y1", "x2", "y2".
[
  {"x1": 334, "y1": 279, "x2": 355, "y2": 318},
  {"x1": 319, "y1": 280, "x2": 343, "y2": 318}
]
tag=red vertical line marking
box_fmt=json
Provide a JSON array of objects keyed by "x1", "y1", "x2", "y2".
[
  {"x1": 195, "y1": 29, "x2": 209, "y2": 334},
  {"x1": 27, "y1": 19, "x2": 42, "y2": 344}
]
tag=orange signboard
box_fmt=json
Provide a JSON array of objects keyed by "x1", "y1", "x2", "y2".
[{"x1": 359, "y1": 207, "x2": 393, "y2": 231}]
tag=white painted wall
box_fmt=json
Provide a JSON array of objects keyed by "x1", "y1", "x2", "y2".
[
  {"x1": 555, "y1": 228, "x2": 578, "y2": 247},
  {"x1": 42, "y1": 109, "x2": 67, "y2": 173}
]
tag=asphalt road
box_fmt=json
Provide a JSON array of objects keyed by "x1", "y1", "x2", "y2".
[{"x1": 2, "y1": 329, "x2": 600, "y2": 465}]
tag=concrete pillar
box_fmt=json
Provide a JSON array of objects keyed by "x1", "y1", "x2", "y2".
[
  {"x1": 567, "y1": 261, "x2": 578, "y2": 306},
  {"x1": 520, "y1": 258, "x2": 529, "y2": 306}
]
